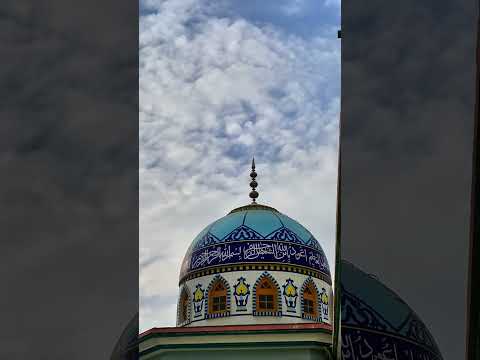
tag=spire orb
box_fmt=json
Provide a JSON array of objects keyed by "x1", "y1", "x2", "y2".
[{"x1": 249, "y1": 157, "x2": 259, "y2": 203}]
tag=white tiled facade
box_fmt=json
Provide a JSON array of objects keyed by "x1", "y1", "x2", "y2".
[{"x1": 177, "y1": 270, "x2": 333, "y2": 327}]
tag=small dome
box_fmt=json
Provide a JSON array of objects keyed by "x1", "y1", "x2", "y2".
[
  {"x1": 179, "y1": 204, "x2": 331, "y2": 282},
  {"x1": 341, "y1": 260, "x2": 443, "y2": 359}
]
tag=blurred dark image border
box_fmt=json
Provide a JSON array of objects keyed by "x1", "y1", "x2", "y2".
[
  {"x1": 0, "y1": 1, "x2": 139, "y2": 359},
  {"x1": 467, "y1": 14, "x2": 480, "y2": 360},
  {"x1": 335, "y1": 0, "x2": 478, "y2": 359}
]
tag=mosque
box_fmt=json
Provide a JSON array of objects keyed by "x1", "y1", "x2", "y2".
[{"x1": 137, "y1": 160, "x2": 444, "y2": 360}]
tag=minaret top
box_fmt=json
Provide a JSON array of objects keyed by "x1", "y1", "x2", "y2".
[{"x1": 249, "y1": 157, "x2": 259, "y2": 203}]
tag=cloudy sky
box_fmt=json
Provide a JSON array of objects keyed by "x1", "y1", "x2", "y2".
[{"x1": 139, "y1": 0, "x2": 340, "y2": 332}]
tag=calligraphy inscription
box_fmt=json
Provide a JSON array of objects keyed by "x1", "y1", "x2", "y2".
[
  {"x1": 341, "y1": 329, "x2": 442, "y2": 360},
  {"x1": 189, "y1": 241, "x2": 330, "y2": 275}
]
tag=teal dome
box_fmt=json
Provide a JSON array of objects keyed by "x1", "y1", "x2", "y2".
[
  {"x1": 180, "y1": 204, "x2": 330, "y2": 281},
  {"x1": 341, "y1": 260, "x2": 443, "y2": 359}
]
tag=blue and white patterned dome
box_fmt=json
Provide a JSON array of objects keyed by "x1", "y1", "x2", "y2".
[
  {"x1": 179, "y1": 204, "x2": 331, "y2": 282},
  {"x1": 341, "y1": 260, "x2": 443, "y2": 360}
]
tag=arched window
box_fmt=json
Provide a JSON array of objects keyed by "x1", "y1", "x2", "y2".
[
  {"x1": 302, "y1": 282, "x2": 318, "y2": 318},
  {"x1": 256, "y1": 277, "x2": 277, "y2": 313},
  {"x1": 208, "y1": 280, "x2": 227, "y2": 315},
  {"x1": 178, "y1": 287, "x2": 190, "y2": 324}
]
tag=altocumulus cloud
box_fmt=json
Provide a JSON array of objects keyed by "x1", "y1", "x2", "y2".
[{"x1": 139, "y1": 0, "x2": 340, "y2": 331}]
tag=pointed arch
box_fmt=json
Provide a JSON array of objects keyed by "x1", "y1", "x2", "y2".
[
  {"x1": 301, "y1": 277, "x2": 321, "y2": 321},
  {"x1": 177, "y1": 284, "x2": 191, "y2": 326},
  {"x1": 253, "y1": 272, "x2": 282, "y2": 316},
  {"x1": 205, "y1": 275, "x2": 231, "y2": 319}
]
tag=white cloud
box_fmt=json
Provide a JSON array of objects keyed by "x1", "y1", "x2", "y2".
[
  {"x1": 281, "y1": 0, "x2": 308, "y2": 16},
  {"x1": 140, "y1": 0, "x2": 340, "y2": 331},
  {"x1": 324, "y1": 0, "x2": 341, "y2": 8}
]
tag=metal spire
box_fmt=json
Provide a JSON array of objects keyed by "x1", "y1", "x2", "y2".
[{"x1": 249, "y1": 157, "x2": 259, "y2": 203}]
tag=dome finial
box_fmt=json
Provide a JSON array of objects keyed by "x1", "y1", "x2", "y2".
[{"x1": 249, "y1": 157, "x2": 259, "y2": 203}]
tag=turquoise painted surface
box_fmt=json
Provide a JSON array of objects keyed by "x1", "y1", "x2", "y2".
[
  {"x1": 244, "y1": 210, "x2": 283, "y2": 236},
  {"x1": 341, "y1": 261, "x2": 411, "y2": 327},
  {"x1": 191, "y1": 208, "x2": 320, "y2": 249}
]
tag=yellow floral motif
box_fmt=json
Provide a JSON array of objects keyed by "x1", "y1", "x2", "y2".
[
  {"x1": 321, "y1": 292, "x2": 329, "y2": 305},
  {"x1": 235, "y1": 281, "x2": 248, "y2": 295},
  {"x1": 194, "y1": 287, "x2": 204, "y2": 301},
  {"x1": 285, "y1": 283, "x2": 297, "y2": 296}
]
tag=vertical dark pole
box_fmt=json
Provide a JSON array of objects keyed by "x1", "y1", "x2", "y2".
[
  {"x1": 467, "y1": 11, "x2": 480, "y2": 360},
  {"x1": 332, "y1": 52, "x2": 343, "y2": 358},
  {"x1": 332, "y1": 143, "x2": 342, "y2": 360},
  {"x1": 332, "y1": 14, "x2": 343, "y2": 360}
]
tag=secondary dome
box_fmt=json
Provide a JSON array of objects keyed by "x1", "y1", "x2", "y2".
[
  {"x1": 341, "y1": 260, "x2": 443, "y2": 359},
  {"x1": 179, "y1": 203, "x2": 331, "y2": 282}
]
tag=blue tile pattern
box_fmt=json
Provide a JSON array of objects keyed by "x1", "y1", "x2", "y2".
[
  {"x1": 191, "y1": 207, "x2": 322, "y2": 249},
  {"x1": 223, "y1": 225, "x2": 264, "y2": 242},
  {"x1": 181, "y1": 205, "x2": 331, "y2": 280},
  {"x1": 266, "y1": 227, "x2": 303, "y2": 243},
  {"x1": 341, "y1": 260, "x2": 443, "y2": 360}
]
